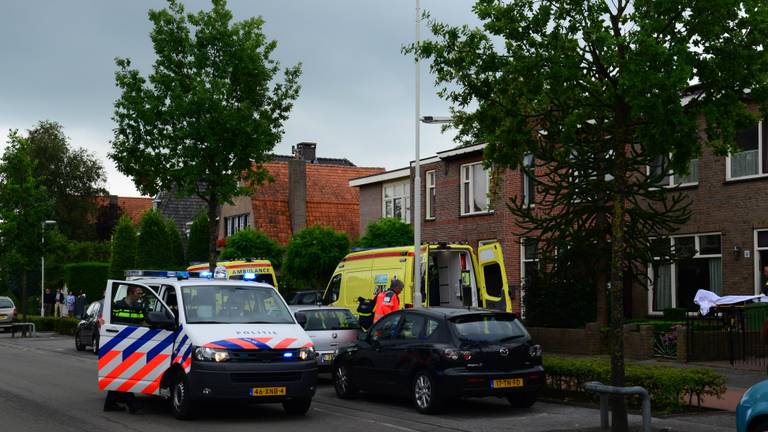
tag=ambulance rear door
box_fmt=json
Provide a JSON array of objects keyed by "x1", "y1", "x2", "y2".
[{"x1": 477, "y1": 243, "x2": 511, "y2": 312}]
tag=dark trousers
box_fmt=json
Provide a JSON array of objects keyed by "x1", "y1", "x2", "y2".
[{"x1": 44, "y1": 304, "x2": 54, "y2": 316}]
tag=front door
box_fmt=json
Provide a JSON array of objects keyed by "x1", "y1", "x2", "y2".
[
  {"x1": 477, "y1": 243, "x2": 511, "y2": 311},
  {"x1": 99, "y1": 280, "x2": 176, "y2": 395}
]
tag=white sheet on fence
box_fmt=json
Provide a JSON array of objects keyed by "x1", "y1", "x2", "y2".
[{"x1": 694, "y1": 289, "x2": 768, "y2": 315}]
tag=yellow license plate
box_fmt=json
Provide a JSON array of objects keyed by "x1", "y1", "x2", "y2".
[
  {"x1": 323, "y1": 353, "x2": 334, "y2": 362},
  {"x1": 0, "y1": 315, "x2": 5, "y2": 320},
  {"x1": 492, "y1": 378, "x2": 523, "y2": 388},
  {"x1": 250, "y1": 387, "x2": 286, "y2": 396}
]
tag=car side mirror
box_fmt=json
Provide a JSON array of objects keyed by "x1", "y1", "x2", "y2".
[
  {"x1": 295, "y1": 312, "x2": 307, "y2": 328},
  {"x1": 146, "y1": 310, "x2": 176, "y2": 330}
]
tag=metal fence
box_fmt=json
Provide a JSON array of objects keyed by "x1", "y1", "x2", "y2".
[{"x1": 686, "y1": 304, "x2": 768, "y2": 369}]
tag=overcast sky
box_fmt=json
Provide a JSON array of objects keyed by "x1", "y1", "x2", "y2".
[{"x1": 0, "y1": 0, "x2": 481, "y2": 197}]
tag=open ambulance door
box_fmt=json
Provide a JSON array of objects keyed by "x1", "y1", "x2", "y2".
[{"x1": 477, "y1": 243, "x2": 511, "y2": 312}]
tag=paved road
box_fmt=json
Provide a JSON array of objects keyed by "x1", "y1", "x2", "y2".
[{"x1": 0, "y1": 333, "x2": 736, "y2": 432}]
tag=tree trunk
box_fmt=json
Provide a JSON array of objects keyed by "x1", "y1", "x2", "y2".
[
  {"x1": 595, "y1": 213, "x2": 609, "y2": 327},
  {"x1": 207, "y1": 195, "x2": 219, "y2": 273},
  {"x1": 21, "y1": 270, "x2": 28, "y2": 321}
]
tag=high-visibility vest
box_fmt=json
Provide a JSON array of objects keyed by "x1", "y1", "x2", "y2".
[{"x1": 373, "y1": 290, "x2": 399, "y2": 323}]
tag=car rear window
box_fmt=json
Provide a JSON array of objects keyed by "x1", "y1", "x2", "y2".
[
  {"x1": 302, "y1": 309, "x2": 360, "y2": 331},
  {"x1": 449, "y1": 313, "x2": 527, "y2": 343},
  {"x1": 0, "y1": 299, "x2": 13, "y2": 308}
]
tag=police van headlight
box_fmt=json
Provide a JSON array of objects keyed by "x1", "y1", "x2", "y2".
[
  {"x1": 298, "y1": 346, "x2": 316, "y2": 361},
  {"x1": 194, "y1": 346, "x2": 230, "y2": 362}
]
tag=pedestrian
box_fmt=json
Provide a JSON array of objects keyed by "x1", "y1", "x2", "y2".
[
  {"x1": 373, "y1": 278, "x2": 404, "y2": 323},
  {"x1": 74, "y1": 292, "x2": 87, "y2": 318},
  {"x1": 66, "y1": 291, "x2": 76, "y2": 317},
  {"x1": 54, "y1": 287, "x2": 66, "y2": 318},
  {"x1": 43, "y1": 288, "x2": 55, "y2": 317}
]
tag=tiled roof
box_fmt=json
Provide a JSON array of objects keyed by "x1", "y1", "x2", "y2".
[
  {"x1": 155, "y1": 186, "x2": 207, "y2": 233},
  {"x1": 94, "y1": 196, "x2": 153, "y2": 225}
]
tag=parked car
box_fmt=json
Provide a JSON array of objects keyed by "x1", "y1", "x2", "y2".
[
  {"x1": 290, "y1": 305, "x2": 361, "y2": 371},
  {"x1": 289, "y1": 291, "x2": 323, "y2": 305},
  {"x1": 0, "y1": 296, "x2": 16, "y2": 331},
  {"x1": 332, "y1": 308, "x2": 544, "y2": 414},
  {"x1": 737, "y1": 379, "x2": 768, "y2": 432},
  {"x1": 75, "y1": 300, "x2": 103, "y2": 354}
]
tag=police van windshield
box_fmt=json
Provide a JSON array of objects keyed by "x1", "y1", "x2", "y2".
[{"x1": 181, "y1": 285, "x2": 293, "y2": 324}]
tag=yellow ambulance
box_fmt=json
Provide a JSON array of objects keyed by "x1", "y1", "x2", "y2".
[
  {"x1": 187, "y1": 259, "x2": 278, "y2": 288},
  {"x1": 322, "y1": 242, "x2": 512, "y2": 312}
]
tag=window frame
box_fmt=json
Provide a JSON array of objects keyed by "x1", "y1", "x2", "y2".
[
  {"x1": 382, "y1": 179, "x2": 411, "y2": 223},
  {"x1": 224, "y1": 213, "x2": 250, "y2": 237},
  {"x1": 520, "y1": 237, "x2": 538, "y2": 319},
  {"x1": 522, "y1": 154, "x2": 535, "y2": 207},
  {"x1": 726, "y1": 120, "x2": 768, "y2": 181},
  {"x1": 754, "y1": 229, "x2": 768, "y2": 295},
  {"x1": 425, "y1": 170, "x2": 436, "y2": 220},
  {"x1": 459, "y1": 162, "x2": 491, "y2": 216},
  {"x1": 646, "y1": 154, "x2": 699, "y2": 188},
  {"x1": 646, "y1": 232, "x2": 723, "y2": 315}
]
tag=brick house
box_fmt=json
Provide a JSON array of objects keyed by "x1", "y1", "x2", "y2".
[
  {"x1": 218, "y1": 143, "x2": 384, "y2": 246},
  {"x1": 351, "y1": 143, "x2": 532, "y2": 314},
  {"x1": 95, "y1": 195, "x2": 153, "y2": 225}
]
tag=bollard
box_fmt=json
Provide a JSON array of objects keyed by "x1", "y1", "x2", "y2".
[{"x1": 583, "y1": 381, "x2": 651, "y2": 432}]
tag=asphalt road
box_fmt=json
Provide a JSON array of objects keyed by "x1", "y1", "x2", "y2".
[{"x1": 0, "y1": 332, "x2": 736, "y2": 432}]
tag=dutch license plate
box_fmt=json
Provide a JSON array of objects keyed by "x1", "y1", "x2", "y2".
[
  {"x1": 250, "y1": 387, "x2": 286, "y2": 397},
  {"x1": 323, "y1": 353, "x2": 334, "y2": 362},
  {"x1": 492, "y1": 378, "x2": 523, "y2": 389},
  {"x1": 0, "y1": 315, "x2": 5, "y2": 320}
]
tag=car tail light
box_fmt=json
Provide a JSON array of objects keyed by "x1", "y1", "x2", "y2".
[
  {"x1": 12, "y1": 308, "x2": 17, "y2": 319},
  {"x1": 442, "y1": 348, "x2": 473, "y2": 362}
]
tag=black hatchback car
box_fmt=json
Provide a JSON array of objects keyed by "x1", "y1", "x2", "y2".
[
  {"x1": 74, "y1": 300, "x2": 102, "y2": 355},
  {"x1": 332, "y1": 308, "x2": 544, "y2": 414}
]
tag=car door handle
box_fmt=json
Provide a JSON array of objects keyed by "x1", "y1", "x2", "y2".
[{"x1": 105, "y1": 329, "x2": 119, "y2": 334}]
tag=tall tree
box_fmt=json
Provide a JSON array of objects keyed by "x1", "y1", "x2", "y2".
[
  {"x1": 0, "y1": 131, "x2": 52, "y2": 319},
  {"x1": 220, "y1": 228, "x2": 283, "y2": 269},
  {"x1": 187, "y1": 211, "x2": 210, "y2": 264},
  {"x1": 411, "y1": 1, "x2": 768, "y2": 430},
  {"x1": 356, "y1": 217, "x2": 414, "y2": 248},
  {"x1": 110, "y1": 0, "x2": 301, "y2": 272},
  {"x1": 166, "y1": 219, "x2": 186, "y2": 269},
  {"x1": 136, "y1": 210, "x2": 171, "y2": 269},
  {"x1": 109, "y1": 216, "x2": 138, "y2": 279},
  {"x1": 284, "y1": 226, "x2": 349, "y2": 290},
  {"x1": 25, "y1": 120, "x2": 106, "y2": 240}
]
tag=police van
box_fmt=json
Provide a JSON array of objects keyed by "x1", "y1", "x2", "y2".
[
  {"x1": 187, "y1": 259, "x2": 277, "y2": 287},
  {"x1": 99, "y1": 270, "x2": 317, "y2": 419},
  {"x1": 323, "y1": 242, "x2": 513, "y2": 313}
]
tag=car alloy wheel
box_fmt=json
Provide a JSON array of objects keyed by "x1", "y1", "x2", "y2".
[
  {"x1": 334, "y1": 364, "x2": 357, "y2": 398},
  {"x1": 412, "y1": 372, "x2": 441, "y2": 414}
]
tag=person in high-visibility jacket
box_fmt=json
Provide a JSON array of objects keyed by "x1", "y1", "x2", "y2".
[{"x1": 373, "y1": 279, "x2": 403, "y2": 323}]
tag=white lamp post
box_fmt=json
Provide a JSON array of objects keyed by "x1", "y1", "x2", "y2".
[
  {"x1": 413, "y1": 0, "x2": 423, "y2": 309},
  {"x1": 40, "y1": 220, "x2": 56, "y2": 316}
]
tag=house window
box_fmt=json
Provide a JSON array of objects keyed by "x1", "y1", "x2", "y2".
[
  {"x1": 520, "y1": 237, "x2": 538, "y2": 318},
  {"x1": 426, "y1": 170, "x2": 436, "y2": 220},
  {"x1": 649, "y1": 155, "x2": 699, "y2": 186},
  {"x1": 523, "y1": 154, "x2": 535, "y2": 207},
  {"x1": 755, "y1": 229, "x2": 768, "y2": 295},
  {"x1": 727, "y1": 121, "x2": 768, "y2": 179},
  {"x1": 383, "y1": 180, "x2": 410, "y2": 223},
  {"x1": 648, "y1": 233, "x2": 722, "y2": 313},
  {"x1": 224, "y1": 213, "x2": 249, "y2": 237},
  {"x1": 460, "y1": 162, "x2": 490, "y2": 215}
]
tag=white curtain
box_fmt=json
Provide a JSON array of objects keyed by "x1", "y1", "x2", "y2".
[
  {"x1": 731, "y1": 150, "x2": 759, "y2": 178},
  {"x1": 654, "y1": 263, "x2": 672, "y2": 311},
  {"x1": 709, "y1": 258, "x2": 722, "y2": 295}
]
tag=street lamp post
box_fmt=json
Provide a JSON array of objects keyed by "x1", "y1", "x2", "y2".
[
  {"x1": 40, "y1": 220, "x2": 56, "y2": 317},
  {"x1": 413, "y1": 0, "x2": 423, "y2": 309}
]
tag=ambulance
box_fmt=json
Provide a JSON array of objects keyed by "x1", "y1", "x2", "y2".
[
  {"x1": 187, "y1": 259, "x2": 277, "y2": 287},
  {"x1": 98, "y1": 270, "x2": 317, "y2": 419},
  {"x1": 323, "y1": 242, "x2": 513, "y2": 312}
]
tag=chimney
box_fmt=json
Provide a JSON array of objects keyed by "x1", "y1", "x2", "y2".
[{"x1": 296, "y1": 142, "x2": 317, "y2": 163}]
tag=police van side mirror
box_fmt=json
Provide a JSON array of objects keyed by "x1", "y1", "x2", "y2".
[
  {"x1": 295, "y1": 312, "x2": 307, "y2": 328},
  {"x1": 146, "y1": 310, "x2": 176, "y2": 330}
]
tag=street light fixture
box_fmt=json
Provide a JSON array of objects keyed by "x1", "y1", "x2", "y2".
[
  {"x1": 40, "y1": 220, "x2": 57, "y2": 317},
  {"x1": 420, "y1": 116, "x2": 452, "y2": 124}
]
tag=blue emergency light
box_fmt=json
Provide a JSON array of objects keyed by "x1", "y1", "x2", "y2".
[
  {"x1": 243, "y1": 272, "x2": 257, "y2": 281},
  {"x1": 199, "y1": 271, "x2": 213, "y2": 279},
  {"x1": 283, "y1": 352, "x2": 294, "y2": 359}
]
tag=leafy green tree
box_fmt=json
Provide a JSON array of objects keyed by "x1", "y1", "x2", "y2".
[
  {"x1": 25, "y1": 120, "x2": 106, "y2": 240},
  {"x1": 220, "y1": 228, "x2": 283, "y2": 269},
  {"x1": 166, "y1": 219, "x2": 186, "y2": 269},
  {"x1": 0, "y1": 131, "x2": 52, "y2": 319},
  {"x1": 411, "y1": 1, "x2": 768, "y2": 429},
  {"x1": 284, "y1": 226, "x2": 349, "y2": 290},
  {"x1": 110, "y1": 0, "x2": 301, "y2": 272},
  {"x1": 187, "y1": 211, "x2": 210, "y2": 264},
  {"x1": 109, "y1": 215, "x2": 138, "y2": 279},
  {"x1": 356, "y1": 218, "x2": 414, "y2": 248},
  {"x1": 136, "y1": 210, "x2": 170, "y2": 269}
]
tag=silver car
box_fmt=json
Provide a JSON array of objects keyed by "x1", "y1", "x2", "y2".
[
  {"x1": 0, "y1": 296, "x2": 16, "y2": 330},
  {"x1": 290, "y1": 305, "x2": 361, "y2": 371}
]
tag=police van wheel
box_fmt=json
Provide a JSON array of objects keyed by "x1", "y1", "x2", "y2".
[
  {"x1": 282, "y1": 397, "x2": 312, "y2": 415},
  {"x1": 75, "y1": 331, "x2": 86, "y2": 351},
  {"x1": 412, "y1": 371, "x2": 441, "y2": 414},
  {"x1": 171, "y1": 372, "x2": 197, "y2": 420},
  {"x1": 333, "y1": 364, "x2": 357, "y2": 399}
]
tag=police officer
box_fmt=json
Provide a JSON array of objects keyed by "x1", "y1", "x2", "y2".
[{"x1": 373, "y1": 279, "x2": 404, "y2": 323}]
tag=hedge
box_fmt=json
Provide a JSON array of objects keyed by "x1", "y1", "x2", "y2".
[
  {"x1": 543, "y1": 355, "x2": 726, "y2": 412},
  {"x1": 25, "y1": 316, "x2": 79, "y2": 336},
  {"x1": 64, "y1": 262, "x2": 109, "y2": 302}
]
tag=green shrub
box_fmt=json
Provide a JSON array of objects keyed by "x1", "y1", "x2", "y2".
[
  {"x1": 26, "y1": 316, "x2": 79, "y2": 335},
  {"x1": 625, "y1": 319, "x2": 684, "y2": 334},
  {"x1": 109, "y1": 215, "x2": 137, "y2": 279},
  {"x1": 356, "y1": 218, "x2": 413, "y2": 248},
  {"x1": 64, "y1": 262, "x2": 109, "y2": 302},
  {"x1": 543, "y1": 355, "x2": 726, "y2": 412},
  {"x1": 220, "y1": 228, "x2": 283, "y2": 269},
  {"x1": 284, "y1": 226, "x2": 349, "y2": 290},
  {"x1": 136, "y1": 209, "x2": 170, "y2": 269},
  {"x1": 187, "y1": 211, "x2": 209, "y2": 263},
  {"x1": 166, "y1": 219, "x2": 186, "y2": 269}
]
